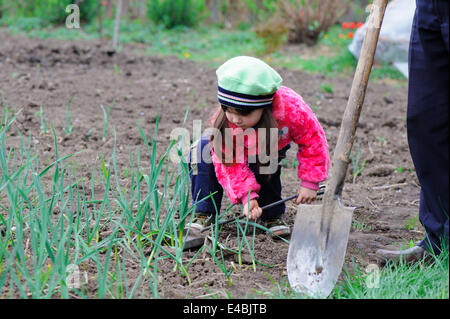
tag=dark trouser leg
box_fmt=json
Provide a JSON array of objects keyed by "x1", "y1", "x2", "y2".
[
  {"x1": 407, "y1": 0, "x2": 449, "y2": 253},
  {"x1": 249, "y1": 144, "x2": 290, "y2": 221},
  {"x1": 189, "y1": 136, "x2": 223, "y2": 216}
]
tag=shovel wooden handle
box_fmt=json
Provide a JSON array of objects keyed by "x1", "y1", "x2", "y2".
[
  {"x1": 314, "y1": 0, "x2": 389, "y2": 273},
  {"x1": 323, "y1": 0, "x2": 388, "y2": 203}
]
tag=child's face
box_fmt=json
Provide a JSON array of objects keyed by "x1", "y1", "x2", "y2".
[{"x1": 224, "y1": 107, "x2": 264, "y2": 130}]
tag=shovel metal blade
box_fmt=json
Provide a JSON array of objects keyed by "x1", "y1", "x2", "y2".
[{"x1": 287, "y1": 199, "x2": 354, "y2": 298}]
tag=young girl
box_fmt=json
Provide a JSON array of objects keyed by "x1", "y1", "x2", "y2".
[{"x1": 189, "y1": 56, "x2": 330, "y2": 237}]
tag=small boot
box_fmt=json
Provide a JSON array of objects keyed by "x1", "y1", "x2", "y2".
[
  {"x1": 259, "y1": 216, "x2": 290, "y2": 239},
  {"x1": 190, "y1": 212, "x2": 214, "y2": 231}
]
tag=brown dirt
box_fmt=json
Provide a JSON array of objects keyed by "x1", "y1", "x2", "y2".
[{"x1": 0, "y1": 30, "x2": 423, "y2": 299}]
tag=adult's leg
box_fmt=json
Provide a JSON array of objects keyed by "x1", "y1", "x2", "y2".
[
  {"x1": 376, "y1": 0, "x2": 449, "y2": 263},
  {"x1": 407, "y1": 0, "x2": 449, "y2": 253}
]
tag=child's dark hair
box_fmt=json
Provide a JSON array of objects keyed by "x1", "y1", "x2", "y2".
[
  {"x1": 220, "y1": 104, "x2": 253, "y2": 116},
  {"x1": 210, "y1": 105, "x2": 279, "y2": 171}
]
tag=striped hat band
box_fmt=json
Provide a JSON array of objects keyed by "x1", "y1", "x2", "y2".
[{"x1": 217, "y1": 86, "x2": 275, "y2": 110}]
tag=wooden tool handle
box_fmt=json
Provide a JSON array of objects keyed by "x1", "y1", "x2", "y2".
[{"x1": 324, "y1": 0, "x2": 388, "y2": 201}]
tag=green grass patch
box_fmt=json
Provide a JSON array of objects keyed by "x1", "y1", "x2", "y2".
[
  {"x1": 249, "y1": 250, "x2": 449, "y2": 299},
  {"x1": 143, "y1": 25, "x2": 266, "y2": 67},
  {"x1": 332, "y1": 248, "x2": 449, "y2": 299}
]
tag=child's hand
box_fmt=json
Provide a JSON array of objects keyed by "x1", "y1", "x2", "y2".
[
  {"x1": 294, "y1": 186, "x2": 317, "y2": 205},
  {"x1": 242, "y1": 199, "x2": 263, "y2": 220}
]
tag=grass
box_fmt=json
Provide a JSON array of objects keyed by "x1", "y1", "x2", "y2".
[
  {"x1": 100, "y1": 100, "x2": 115, "y2": 142},
  {"x1": 64, "y1": 95, "x2": 74, "y2": 135},
  {"x1": 350, "y1": 138, "x2": 366, "y2": 183},
  {"x1": 0, "y1": 99, "x2": 204, "y2": 298},
  {"x1": 248, "y1": 248, "x2": 449, "y2": 299},
  {"x1": 332, "y1": 247, "x2": 449, "y2": 299},
  {"x1": 37, "y1": 106, "x2": 48, "y2": 135}
]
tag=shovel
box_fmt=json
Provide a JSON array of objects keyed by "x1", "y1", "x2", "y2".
[{"x1": 287, "y1": 0, "x2": 388, "y2": 298}]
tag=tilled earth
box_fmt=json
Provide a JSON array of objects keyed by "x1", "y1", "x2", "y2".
[{"x1": 0, "y1": 30, "x2": 423, "y2": 298}]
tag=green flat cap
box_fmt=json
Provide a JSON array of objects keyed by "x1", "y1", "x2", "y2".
[
  {"x1": 216, "y1": 56, "x2": 282, "y2": 109},
  {"x1": 217, "y1": 56, "x2": 282, "y2": 95}
]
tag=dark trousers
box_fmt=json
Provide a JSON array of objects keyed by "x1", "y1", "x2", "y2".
[
  {"x1": 189, "y1": 136, "x2": 290, "y2": 221},
  {"x1": 408, "y1": 0, "x2": 449, "y2": 253}
]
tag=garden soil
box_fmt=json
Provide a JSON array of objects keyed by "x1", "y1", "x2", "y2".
[{"x1": 0, "y1": 30, "x2": 425, "y2": 298}]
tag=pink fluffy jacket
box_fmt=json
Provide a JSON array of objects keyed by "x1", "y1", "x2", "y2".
[{"x1": 210, "y1": 86, "x2": 330, "y2": 205}]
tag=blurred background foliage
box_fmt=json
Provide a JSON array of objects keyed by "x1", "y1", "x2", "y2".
[
  {"x1": 0, "y1": 0, "x2": 404, "y2": 81},
  {"x1": 0, "y1": 0, "x2": 370, "y2": 43}
]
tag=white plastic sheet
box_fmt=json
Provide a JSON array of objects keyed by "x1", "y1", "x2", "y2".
[{"x1": 348, "y1": 0, "x2": 416, "y2": 78}]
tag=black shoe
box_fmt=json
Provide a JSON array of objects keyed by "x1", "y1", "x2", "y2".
[{"x1": 374, "y1": 245, "x2": 428, "y2": 265}]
